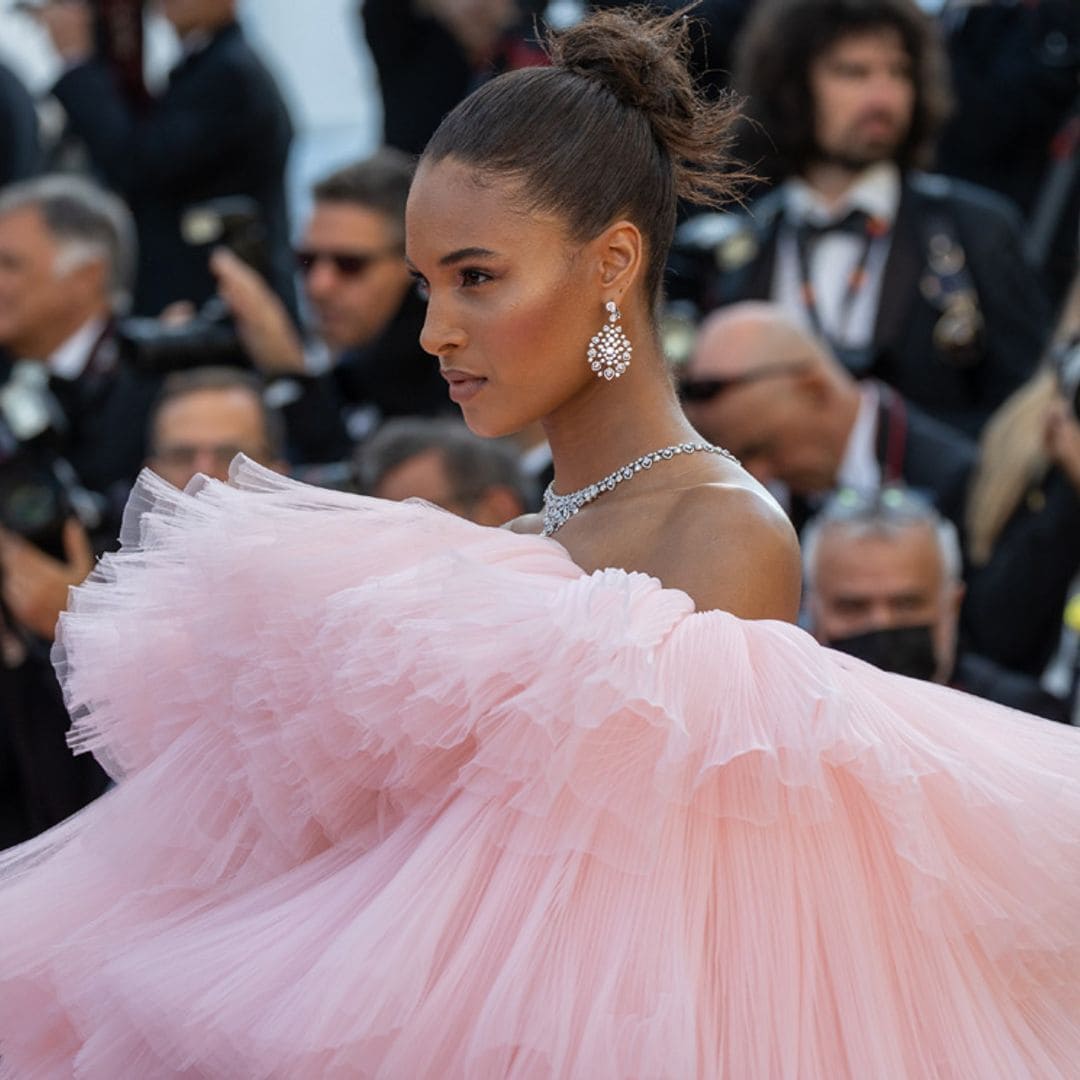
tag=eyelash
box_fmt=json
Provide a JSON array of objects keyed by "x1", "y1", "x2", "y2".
[
  {"x1": 459, "y1": 267, "x2": 492, "y2": 287},
  {"x1": 410, "y1": 267, "x2": 493, "y2": 301}
]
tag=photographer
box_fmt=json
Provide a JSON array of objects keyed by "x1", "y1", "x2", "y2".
[
  {"x1": 0, "y1": 175, "x2": 159, "y2": 531},
  {"x1": 0, "y1": 174, "x2": 137, "y2": 845},
  {"x1": 32, "y1": 0, "x2": 295, "y2": 318},
  {"x1": 209, "y1": 152, "x2": 456, "y2": 463}
]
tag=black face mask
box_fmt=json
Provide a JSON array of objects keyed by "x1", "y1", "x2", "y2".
[{"x1": 827, "y1": 624, "x2": 938, "y2": 681}]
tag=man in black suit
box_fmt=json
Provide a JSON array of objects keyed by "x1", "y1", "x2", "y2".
[
  {"x1": 36, "y1": 0, "x2": 294, "y2": 317},
  {"x1": 0, "y1": 174, "x2": 162, "y2": 846},
  {"x1": 802, "y1": 488, "x2": 1069, "y2": 722},
  {"x1": 0, "y1": 175, "x2": 160, "y2": 530},
  {"x1": 671, "y1": 0, "x2": 1051, "y2": 438}
]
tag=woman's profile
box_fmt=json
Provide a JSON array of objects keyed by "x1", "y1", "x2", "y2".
[{"x1": 1, "y1": 7, "x2": 1078, "y2": 1078}]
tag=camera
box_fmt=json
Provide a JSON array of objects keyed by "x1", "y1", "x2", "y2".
[
  {"x1": 0, "y1": 366, "x2": 99, "y2": 563},
  {"x1": 1051, "y1": 335, "x2": 1080, "y2": 420},
  {"x1": 117, "y1": 196, "x2": 271, "y2": 373}
]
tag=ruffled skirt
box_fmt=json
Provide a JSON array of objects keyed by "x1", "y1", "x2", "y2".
[{"x1": 1, "y1": 460, "x2": 1078, "y2": 1078}]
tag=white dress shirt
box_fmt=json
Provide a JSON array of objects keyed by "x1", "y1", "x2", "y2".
[{"x1": 772, "y1": 163, "x2": 902, "y2": 350}]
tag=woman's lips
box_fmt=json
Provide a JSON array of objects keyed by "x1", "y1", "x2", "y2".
[{"x1": 442, "y1": 370, "x2": 488, "y2": 404}]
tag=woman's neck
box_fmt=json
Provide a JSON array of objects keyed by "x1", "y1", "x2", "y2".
[{"x1": 543, "y1": 342, "x2": 703, "y2": 495}]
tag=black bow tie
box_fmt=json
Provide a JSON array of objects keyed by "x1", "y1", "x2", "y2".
[{"x1": 799, "y1": 208, "x2": 889, "y2": 243}]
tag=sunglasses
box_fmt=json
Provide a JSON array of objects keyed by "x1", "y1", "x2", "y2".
[
  {"x1": 293, "y1": 247, "x2": 401, "y2": 278},
  {"x1": 677, "y1": 360, "x2": 811, "y2": 403}
]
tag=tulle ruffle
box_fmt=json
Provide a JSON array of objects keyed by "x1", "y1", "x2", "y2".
[{"x1": 1, "y1": 459, "x2": 1078, "y2": 1078}]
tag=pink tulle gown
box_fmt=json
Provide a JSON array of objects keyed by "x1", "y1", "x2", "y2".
[{"x1": 0, "y1": 459, "x2": 1078, "y2": 1079}]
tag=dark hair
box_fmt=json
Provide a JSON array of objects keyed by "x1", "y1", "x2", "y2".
[
  {"x1": 354, "y1": 417, "x2": 535, "y2": 511},
  {"x1": 147, "y1": 366, "x2": 286, "y2": 461},
  {"x1": 312, "y1": 148, "x2": 416, "y2": 240},
  {"x1": 420, "y1": 5, "x2": 744, "y2": 308},
  {"x1": 734, "y1": 0, "x2": 951, "y2": 175}
]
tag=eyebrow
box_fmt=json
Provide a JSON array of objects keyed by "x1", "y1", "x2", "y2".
[
  {"x1": 439, "y1": 246, "x2": 500, "y2": 267},
  {"x1": 405, "y1": 246, "x2": 503, "y2": 276}
]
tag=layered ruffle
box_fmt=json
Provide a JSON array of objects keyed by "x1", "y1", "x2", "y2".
[{"x1": 1, "y1": 459, "x2": 1077, "y2": 1078}]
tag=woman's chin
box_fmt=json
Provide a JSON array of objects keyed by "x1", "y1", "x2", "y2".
[{"x1": 460, "y1": 410, "x2": 527, "y2": 441}]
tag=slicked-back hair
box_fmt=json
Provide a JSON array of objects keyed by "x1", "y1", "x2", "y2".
[
  {"x1": 734, "y1": 0, "x2": 951, "y2": 176},
  {"x1": 420, "y1": 6, "x2": 745, "y2": 312}
]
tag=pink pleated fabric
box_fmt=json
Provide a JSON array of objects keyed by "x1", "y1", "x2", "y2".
[{"x1": 1, "y1": 458, "x2": 1078, "y2": 1079}]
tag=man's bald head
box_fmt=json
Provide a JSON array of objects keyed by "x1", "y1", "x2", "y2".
[
  {"x1": 688, "y1": 302, "x2": 837, "y2": 381},
  {"x1": 679, "y1": 302, "x2": 861, "y2": 494}
]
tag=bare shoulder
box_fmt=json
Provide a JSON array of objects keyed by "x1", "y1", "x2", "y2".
[
  {"x1": 503, "y1": 512, "x2": 544, "y2": 535},
  {"x1": 653, "y1": 481, "x2": 801, "y2": 620}
]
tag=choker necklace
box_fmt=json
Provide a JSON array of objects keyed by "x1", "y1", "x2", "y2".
[{"x1": 542, "y1": 442, "x2": 739, "y2": 536}]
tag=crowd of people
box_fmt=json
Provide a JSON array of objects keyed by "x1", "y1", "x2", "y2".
[
  {"x1": 0, "y1": 0, "x2": 1076, "y2": 849},
  {"x1": 0, "y1": 3, "x2": 1077, "y2": 1074}
]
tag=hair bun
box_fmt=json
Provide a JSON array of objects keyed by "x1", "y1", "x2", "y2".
[
  {"x1": 552, "y1": 8, "x2": 695, "y2": 124},
  {"x1": 547, "y1": 5, "x2": 744, "y2": 208}
]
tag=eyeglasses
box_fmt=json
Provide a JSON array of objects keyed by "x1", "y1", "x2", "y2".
[
  {"x1": 677, "y1": 360, "x2": 811, "y2": 403},
  {"x1": 293, "y1": 247, "x2": 401, "y2": 279}
]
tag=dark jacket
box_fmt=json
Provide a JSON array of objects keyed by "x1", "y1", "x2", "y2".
[
  {"x1": 0, "y1": 639, "x2": 109, "y2": 850},
  {"x1": 52, "y1": 23, "x2": 295, "y2": 317},
  {"x1": 950, "y1": 651, "x2": 1071, "y2": 725},
  {"x1": 280, "y1": 288, "x2": 455, "y2": 465},
  {"x1": 672, "y1": 172, "x2": 1052, "y2": 438},
  {"x1": 962, "y1": 470, "x2": 1080, "y2": 678},
  {"x1": 794, "y1": 383, "x2": 1078, "y2": 679},
  {"x1": 0, "y1": 60, "x2": 41, "y2": 187}
]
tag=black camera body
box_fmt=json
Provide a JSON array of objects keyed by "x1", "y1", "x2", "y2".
[
  {"x1": 1052, "y1": 336, "x2": 1080, "y2": 421},
  {"x1": 0, "y1": 369, "x2": 96, "y2": 562},
  {"x1": 117, "y1": 196, "x2": 271, "y2": 374}
]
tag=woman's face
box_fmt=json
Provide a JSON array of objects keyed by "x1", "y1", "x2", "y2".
[{"x1": 405, "y1": 157, "x2": 610, "y2": 438}]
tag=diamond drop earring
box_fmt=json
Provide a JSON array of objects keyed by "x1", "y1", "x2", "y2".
[{"x1": 587, "y1": 300, "x2": 632, "y2": 381}]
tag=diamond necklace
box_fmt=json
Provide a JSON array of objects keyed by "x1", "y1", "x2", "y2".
[{"x1": 541, "y1": 441, "x2": 740, "y2": 536}]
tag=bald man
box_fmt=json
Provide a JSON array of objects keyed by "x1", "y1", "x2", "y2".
[{"x1": 678, "y1": 302, "x2": 976, "y2": 532}]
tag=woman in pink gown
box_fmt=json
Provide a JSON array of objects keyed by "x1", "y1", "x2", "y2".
[{"x1": 1, "y1": 7, "x2": 1078, "y2": 1077}]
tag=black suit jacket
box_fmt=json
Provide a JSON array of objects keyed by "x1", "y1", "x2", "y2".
[
  {"x1": 788, "y1": 383, "x2": 975, "y2": 535},
  {"x1": 280, "y1": 289, "x2": 456, "y2": 465},
  {"x1": 0, "y1": 638, "x2": 109, "y2": 850},
  {"x1": 673, "y1": 172, "x2": 1052, "y2": 437},
  {"x1": 871, "y1": 383, "x2": 975, "y2": 529},
  {"x1": 950, "y1": 651, "x2": 1070, "y2": 725},
  {"x1": 962, "y1": 470, "x2": 1080, "y2": 677},
  {"x1": 0, "y1": 61, "x2": 41, "y2": 187},
  {"x1": 0, "y1": 323, "x2": 163, "y2": 543},
  {"x1": 53, "y1": 23, "x2": 295, "y2": 317}
]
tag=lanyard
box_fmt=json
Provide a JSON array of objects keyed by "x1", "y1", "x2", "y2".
[{"x1": 794, "y1": 212, "x2": 889, "y2": 347}]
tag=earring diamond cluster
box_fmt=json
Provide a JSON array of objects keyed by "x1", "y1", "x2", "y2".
[{"x1": 588, "y1": 300, "x2": 632, "y2": 380}]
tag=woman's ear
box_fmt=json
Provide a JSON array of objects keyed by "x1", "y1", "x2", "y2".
[{"x1": 593, "y1": 219, "x2": 643, "y2": 298}]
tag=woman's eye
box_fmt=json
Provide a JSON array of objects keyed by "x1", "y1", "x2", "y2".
[
  {"x1": 460, "y1": 268, "x2": 491, "y2": 287},
  {"x1": 411, "y1": 275, "x2": 430, "y2": 301}
]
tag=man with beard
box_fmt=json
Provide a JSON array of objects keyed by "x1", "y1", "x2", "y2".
[{"x1": 671, "y1": 0, "x2": 1051, "y2": 438}]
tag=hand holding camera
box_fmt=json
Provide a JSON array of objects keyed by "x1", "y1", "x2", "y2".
[
  {"x1": 210, "y1": 248, "x2": 306, "y2": 377},
  {"x1": 0, "y1": 517, "x2": 93, "y2": 641}
]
